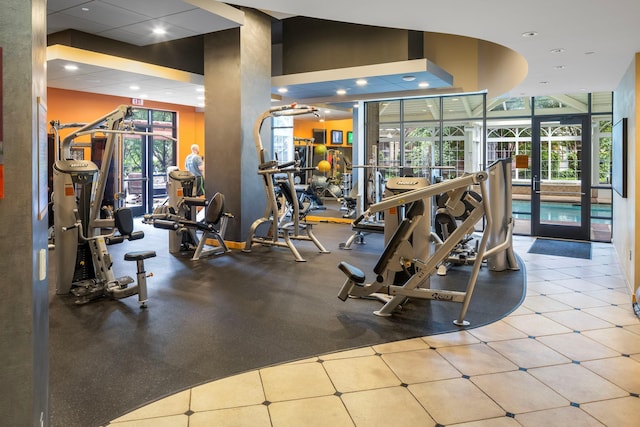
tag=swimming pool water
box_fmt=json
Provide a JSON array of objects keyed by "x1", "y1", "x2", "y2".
[{"x1": 511, "y1": 200, "x2": 612, "y2": 224}]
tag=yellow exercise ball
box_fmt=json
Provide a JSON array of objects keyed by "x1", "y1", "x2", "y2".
[
  {"x1": 317, "y1": 160, "x2": 331, "y2": 173},
  {"x1": 314, "y1": 144, "x2": 327, "y2": 156}
]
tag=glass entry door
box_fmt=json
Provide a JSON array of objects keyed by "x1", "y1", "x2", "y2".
[{"x1": 531, "y1": 115, "x2": 591, "y2": 240}]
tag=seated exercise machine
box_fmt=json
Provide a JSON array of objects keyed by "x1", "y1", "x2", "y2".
[
  {"x1": 144, "y1": 169, "x2": 232, "y2": 261},
  {"x1": 337, "y1": 171, "x2": 491, "y2": 325},
  {"x1": 243, "y1": 104, "x2": 330, "y2": 262},
  {"x1": 53, "y1": 105, "x2": 156, "y2": 307},
  {"x1": 337, "y1": 158, "x2": 519, "y2": 324},
  {"x1": 433, "y1": 189, "x2": 483, "y2": 275},
  {"x1": 340, "y1": 176, "x2": 429, "y2": 250}
]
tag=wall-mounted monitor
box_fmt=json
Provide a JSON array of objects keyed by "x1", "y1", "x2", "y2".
[
  {"x1": 331, "y1": 130, "x2": 343, "y2": 144},
  {"x1": 312, "y1": 128, "x2": 326, "y2": 144}
]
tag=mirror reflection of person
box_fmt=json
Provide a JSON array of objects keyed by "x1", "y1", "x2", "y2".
[{"x1": 185, "y1": 144, "x2": 205, "y2": 196}]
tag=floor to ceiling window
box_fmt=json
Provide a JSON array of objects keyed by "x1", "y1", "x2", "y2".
[{"x1": 363, "y1": 91, "x2": 613, "y2": 241}]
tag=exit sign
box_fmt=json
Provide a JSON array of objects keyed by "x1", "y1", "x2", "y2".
[{"x1": 131, "y1": 98, "x2": 144, "y2": 106}]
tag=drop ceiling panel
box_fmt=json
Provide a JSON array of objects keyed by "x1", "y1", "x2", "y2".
[
  {"x1": 101, "y1": 0, "x2": 195, "y2": 18},
  {"x1": 48, "y1": 0, "x2": 92, "y2": 13},
  {"x1": 59, "y1": 1, "x2": 150, "y2": 27},
  {"x1": 159, "y1": 8, "x2": 241, "y2": 33},
  {"x1": 102, "y1": 20, "x2": 198, "y2": 44},
  {"x1": 47, "y1": 12, "x2": 113, "y2": 34}
]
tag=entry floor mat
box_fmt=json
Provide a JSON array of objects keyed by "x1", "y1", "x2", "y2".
[
  {"x1": 528, "y1": 237, "x2": 592, "y2": 259},
  {"x1": 48, "y1": 222, "x2": 526, "y2": 427}
]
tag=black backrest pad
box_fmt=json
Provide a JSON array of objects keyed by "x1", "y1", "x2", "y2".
[
  {"x1": 373, "y1": 200, "x2": 425, "y2": 275},
  {"x1": 206, "y1": 192, "x2": 225, "y2": 225},
  {"x1": 114, "y1": 208, "x2": 134, "y2": 236}
]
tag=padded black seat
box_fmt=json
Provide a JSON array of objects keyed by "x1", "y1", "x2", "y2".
[
  {"x1": 124, "y1": 251, "x2": 157, "y2": 261},
  {"x1": 338, "y1": 261, "x2": 366, "y2": 284}
]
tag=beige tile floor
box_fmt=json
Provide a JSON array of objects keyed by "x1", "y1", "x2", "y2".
[{"x1": 106, "y1": 236, "x2": 640, "y2": 427}]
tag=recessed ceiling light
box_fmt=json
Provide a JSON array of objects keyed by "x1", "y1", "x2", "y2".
[
  {"x1": 196, "y1": 87, "x2": 205, "y2": 93},
  {"x1": 324, "y1": 110, "x2": 331, "y2": 114},
  {"x1": 402, "y1": 75, "x2": 416, "y2": 82},
  {"x1": 550, "y1": 48, "x2": 565, "y2": 54},
  {"x1": 81, "y1": 7, "x2": 89, "y2": 12},
  {"x1": 418, "y1": 82, "x2": 429, "y2": 88},
  {"x1": 277, "y1": 87, "x2": 288, "y2": 93},
  {"x1": 64, "y1": 64, "x2": 78, "y2": 71},
  {"x1": 356, "y1": 79, "x2": 367, "y2": 86},
  {"x1": 129, "y1": 85, "x2": 140, "y2": 90},
  {"x1": 521, "y1": 31, "x2": 538, "y2": 37},
  {"x1": 336, "y1": 89, "x2": 347, "y2": 95},
  {"x1": 197, "y1": 95, "x2": 205, "y2": 100},
  {"x1": 152, "y1": 28, "x2": 167, "y2": 35}
]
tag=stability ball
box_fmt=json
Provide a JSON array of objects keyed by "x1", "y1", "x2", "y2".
[
  {"x1": 317, "y1": 160, "x2": 331, "y2": 173},
  {"x1": 314, "y1": 144, "x2": 327, "y2": 156}
]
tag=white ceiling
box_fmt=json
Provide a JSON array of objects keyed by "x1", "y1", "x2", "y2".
[{"x1": 47, "y1": 0, "x2": 640, "y2": 110}]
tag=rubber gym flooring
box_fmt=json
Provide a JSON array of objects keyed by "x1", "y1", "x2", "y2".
[{"x1": 48, "y1": 219, "x2": 525, "y2": 427}]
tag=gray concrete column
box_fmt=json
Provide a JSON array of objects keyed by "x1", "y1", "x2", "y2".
[
  {"x1": 0, "y1": 1, "x2": 49, "y2": 426},
  {"x1": 203, "y1": 9, "x2": 271, "y2": 242}
]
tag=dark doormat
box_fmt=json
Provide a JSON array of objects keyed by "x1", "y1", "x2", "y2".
[{"x1": 528, "y1": 238, "x2": 592, "y2": 259}]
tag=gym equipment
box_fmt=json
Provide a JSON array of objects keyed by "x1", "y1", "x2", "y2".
[
  {"x1": 340, "y1": 176, "x2": 429, "y2": 250},
  {"x1": 244, "y1": 104, "x2": 330, "y2": 262},
  {"x1": 53, "y1": 105, "x2": 155, "y2": 307},
  {"x1": 337, "y1": 172, "x2": 491, "y2": 324},
  {"x1": 144, "y1": 169, "x2": 232, "y2": 261},
  {"x1": 317, "y1": 160, "x2": 331, "y2": 173},
  {"x1": 314, "y1": 144, "x2": 327, "y2": 156},
  {"x1": 338, "y1": 159, "x2": 519, "y2": 326},
  {"x1": 433, "y1": 158, "x2": 519, "y2": 275}
]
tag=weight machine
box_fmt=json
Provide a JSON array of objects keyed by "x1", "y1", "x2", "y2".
[
  {"x1": 243, "y1": 104, "x2": 330, "y2": 262},
  {"x1": 337, "y1": 171, "x2": 491, "y2": 324},
  {"x1": 337, "y1": 158, "x2": 519, "y2": 323},
  {"x1": 53, "y1": 105, "x2": 155, "y2": 306},
  {"x1": 144, "y1": 169, "x2": 232, "y2": 261}
]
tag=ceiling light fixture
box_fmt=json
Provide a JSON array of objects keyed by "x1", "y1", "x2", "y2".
[
  {"x1": 521, "y1": 31, "x2": 538, "y2": 37},
  {"x1": 402, "y1": 75, "x2": 416, "y2": 82},
  {"x1": 196, "y1": 87, "x2": 205, "y2": 93},
  {"x1": 277, "y1": 87, "x2": 288, "y2": 93},
  {"x1": 129, "y1": 85, "x2": 140, "y2": 90},
  {"x1": 418, "y1": 82, "x2": 429, "y2": 88},
  {"x1": 550, "y1": 48, "x2": 565, "y2": 54},
  {"x1": 336, "y1": 89, "x2": 347, "y2": 95},
  {"x1": 355, "y1": 79, "x2": 367, "y2": 86},
  {"x1": 64, "y1": 64, "x2": 78, "y2": 71},
  {"x1": 152, "y1": 28, "x2": 167, "y2": 35},
  {"x1": 81, "y1": 7, "x2": 89, "y2": 12}
]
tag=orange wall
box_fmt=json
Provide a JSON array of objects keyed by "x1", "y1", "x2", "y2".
[
  {"x1": 47, "y1": 88, "x2": 203, "y2": 168},
  {"x1": 293, "y1": 118, "x2": 353, "y2": 148}
]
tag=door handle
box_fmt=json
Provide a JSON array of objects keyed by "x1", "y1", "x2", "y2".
[{"x1": 532, "y1": 175, "x2": 540, "y2": 192}]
